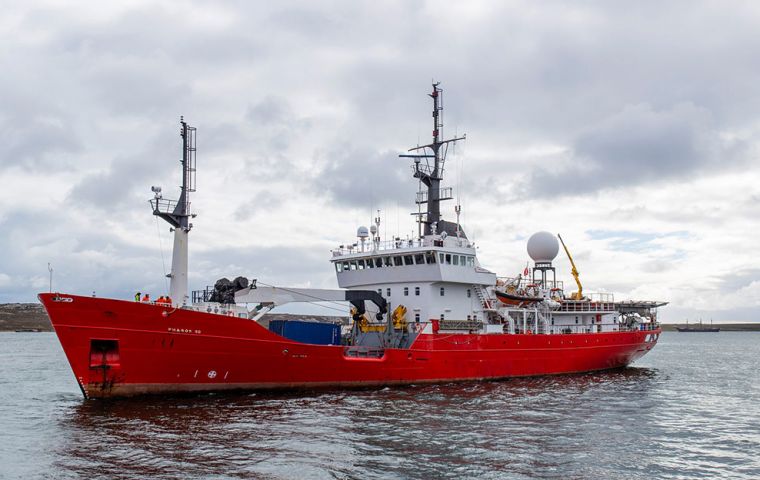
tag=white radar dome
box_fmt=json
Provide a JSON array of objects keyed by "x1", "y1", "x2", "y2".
[
  {"x1": 357, "y1": 226, "x2": 369, "y2": 239},
  {"x1": 527, "y1": 231, "x2": 559, "y2": 263}
]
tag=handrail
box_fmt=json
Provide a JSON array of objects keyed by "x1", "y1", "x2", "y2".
[{"x1": 331, "y1": 237, "x2": 473, "y2": 256}]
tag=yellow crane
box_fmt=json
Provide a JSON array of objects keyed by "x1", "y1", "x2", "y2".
[{"x1": 558, "y1": 233, "x2": 584, "y2": 300}]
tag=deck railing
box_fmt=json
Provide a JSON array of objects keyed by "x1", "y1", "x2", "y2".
[{"x1": 331, "y1": 237, "x2": 473, "y2": 256}]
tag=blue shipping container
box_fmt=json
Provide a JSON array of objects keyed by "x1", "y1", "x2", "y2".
[{"x1": 269, "y1": 320, "x2": 341, "y2": 345}]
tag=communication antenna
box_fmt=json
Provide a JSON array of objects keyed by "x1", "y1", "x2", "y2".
[
  {"x1": 455, "y1": 204, "x2": 462, "y2": 239},
  {"x1": 400, "y1": 82, "x2": 465, "y2": 236},
  {"x1": 372, "y1": 210, "x2": 381, "y2": 250},
  {"x1": 47, "y1": 263, "x2": 53, "y2": 293},
  {"x1": 150, "y1": 117, "x2": 197, "y2": 306}
]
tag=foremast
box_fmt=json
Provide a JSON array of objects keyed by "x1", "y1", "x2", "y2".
[
  {"x1": 150, "y1": 118, "x2": 197, "y2": 306},
  {"x1": 400, "y1": 83, "x2": 465, "y2": 237}
]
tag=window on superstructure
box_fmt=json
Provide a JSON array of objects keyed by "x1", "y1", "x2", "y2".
[
  {"x1": 350, "y1": 262, "x2": 357, "y2": 271},
  {"x1": 445, "y1": 254, "x2": 452, "y2": 264},
  {"x1": 404, "y1": 255, "x2": 413, "y2": 266},
  {"x1": 414, "y1": 253, "x2": 424, "y2": 264},
  {"x1": 357, "y1": 259, "x2": 365, "y2": 270},
  {"x1": 342, "y1": 262, "x2": 350, "y2": 271},
  {"x1": 467, "y1": 315, "x2": 471, "y2": 321},
  {"x1": 377, "y1": 289, "x2": 382, "y2": 296},
  {"x1": 366, "y1": 258, "x2": 374, "y2": 269},
  {"x1": 415, "y1": 287, "x2": 420, "y2": 296},
  {"x1": 336, "y1": 263, "x2": 342, "y2": 273},
  {"x1": 466, "y1": 289, "x2": 471, "y2": 298},
  {"x1": 415, "y1": 313, "x2": 420, "y2": 323},
  {"x1": 460, "y1": 256, "x2": 466, "y2": 266},
  {"x1": 453, "y1": 255, "x2": 459, "y2": 266},
  {"x1": 439, "y1": 253, "x2": 444, "y2": 263},
  {"x1": 469, "y1": 257, "x2": 475, "y2": 267},
  {"x1": 404, "y1": 287, "x2": 409, "y2": 296},
  {"x1": 384, "y1": 257, "x2": 393, "y2": 267},
  {"x1": 375, "y1": 258, "x2": 383, "y2": 268},
  {"x1": 426, "y1": 252, "x2": 436, "y2": 264},
  {"x1": 387, "y1": 288, "x2": 391, "y2": 296},
  {"x1": 394, "y1": 256, "x2": 403, "y2": 266},
  {"x1": 575, "y1": 317, "x2": 579, "y2": 324},
  {"x1": 440, "y1": 287, "x2": 445, "y2": 296},
  {"x1": 440, "y1": 314, "x2": 445, "y2": 321}
]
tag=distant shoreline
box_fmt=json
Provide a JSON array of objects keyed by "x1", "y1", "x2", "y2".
[{"x1": 1, "y1": 303, "x2": 759, "y2": 332}]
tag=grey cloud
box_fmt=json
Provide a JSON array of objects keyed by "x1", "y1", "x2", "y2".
[
  {"x1": 0, "y1": 209, "x2": 161, "y2": 302},
  {"x1": 1, "y1": 115, "x2": 81, "y2": 169},
  {"x1": 525, "y1": 103, "x2": 741, "y2": 196},
  {"x1": 717, "y1": 268, "x2": 760, "y2": 295},
  {"x1": 314, "y1": 146, "x2": 417, "y2": 209},
  {"x1": 66, "y1": 130, "x2": 177, "y2": 211}
]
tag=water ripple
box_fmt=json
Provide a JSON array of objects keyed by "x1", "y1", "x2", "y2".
[{"x1": 1, "y1": 332, "x2": 760, "y2": 479}]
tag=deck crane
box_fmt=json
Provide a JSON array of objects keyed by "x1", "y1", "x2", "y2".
[{"x1": 558, "y1": 234, "x2": 584, "y2": 300}]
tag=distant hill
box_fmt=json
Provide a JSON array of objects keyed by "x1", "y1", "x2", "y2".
[
  {"x1": 0, "y1": 303, "x2": 52, "y2": 331},
  {"x1": 660, "y1": 323, "x2": 760, "y2": 332}
]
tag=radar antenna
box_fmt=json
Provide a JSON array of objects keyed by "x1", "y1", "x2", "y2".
[{"x1": 400, "y1": 83, "x2": 465, "y2": 236}]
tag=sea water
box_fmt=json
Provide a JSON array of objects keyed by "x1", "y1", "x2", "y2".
[{"x1": 1, "y1": 332, "x2": 759, "y2": 479}]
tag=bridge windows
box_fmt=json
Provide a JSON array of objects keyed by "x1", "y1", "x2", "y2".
[
  {"x1": 440, "y1": 287, "x2": 445, "y2": 296},
  {"x1": 386, "y1": 288, "x2": 391, "y2": 296},
  {"x1": 415, "y1": 287, "x2": 420, "y2": 296},
  {"x1": 404, "y1": 287, "x2": 409, "y2": 296},
  {"x1": 336, "y1": 252, "x2": 474, "y2": 272},
  {"x1": 466, "y1": 289, "x2": 471, "y2": 298},
  {"x1": 415, "y1": 313, "x2": 420, "y2": 322}
]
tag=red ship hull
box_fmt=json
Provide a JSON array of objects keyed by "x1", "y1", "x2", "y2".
[{"x1": 39, "y1": 293, "x2": 661, "y2": 399}]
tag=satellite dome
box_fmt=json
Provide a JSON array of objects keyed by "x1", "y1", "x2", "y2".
[
  {"x1": 527, "y1": 231, "x2": 559, "y2": 263},
  {"x1": 357, "y1": 226, "x2": 369, "y2": 239}
]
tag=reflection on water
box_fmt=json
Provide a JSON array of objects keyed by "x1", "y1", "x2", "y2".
[{"x1": 2, "y1": 333, "x2": 760, "y2": 479}]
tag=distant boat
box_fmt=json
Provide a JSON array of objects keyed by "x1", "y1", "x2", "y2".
[{"x1": 676, "y1": 319, "x2": 720, "y2": 332}]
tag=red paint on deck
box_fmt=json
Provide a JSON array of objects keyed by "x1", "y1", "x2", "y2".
[{"x1": 39, "y1": 293, "x2": 659, "y2": 399}]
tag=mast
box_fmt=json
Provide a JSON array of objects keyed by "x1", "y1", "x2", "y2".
[
  {"x1": 150, "y1": 117, "x2": 197, "y2": 306},
  {"x1": 401, "y1": 83, "x2": 465, "y2": 236}
]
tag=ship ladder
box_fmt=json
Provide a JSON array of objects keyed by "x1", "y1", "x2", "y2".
[{"x1": 473, "y1": 285, "x2": 500, "y2": 323}]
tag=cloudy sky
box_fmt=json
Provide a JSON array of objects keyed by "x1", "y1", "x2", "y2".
[{"x1": 2, "y1": 1, "x2": 760, "y2": 322}]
